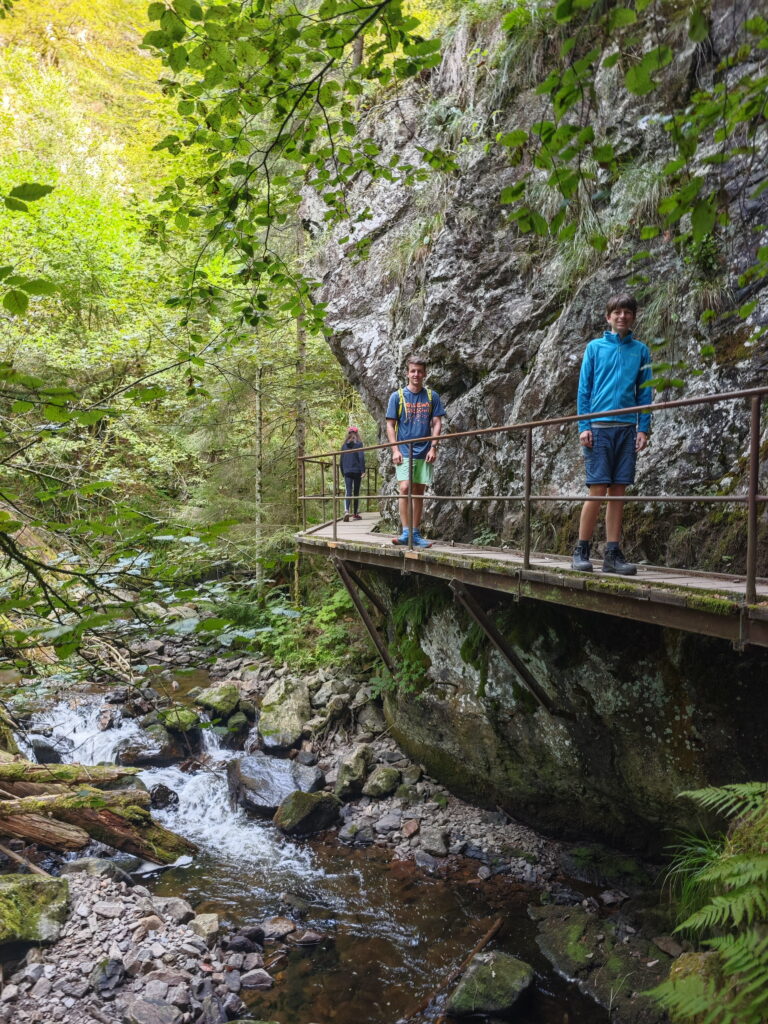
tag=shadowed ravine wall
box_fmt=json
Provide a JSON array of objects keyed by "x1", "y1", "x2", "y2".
[{"x1": 367, "y1": 568, "x2": 768, "y2": 852}]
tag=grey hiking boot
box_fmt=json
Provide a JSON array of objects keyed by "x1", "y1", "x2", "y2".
[
  {"x1": 571, "y1": 541, "x2": 593, "y2": 571},
  {"x1": 602, "y1": 546, "x2": 636, "y2": 576}
]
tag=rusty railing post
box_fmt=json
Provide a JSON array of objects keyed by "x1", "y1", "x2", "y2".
[
  {"x1": 523, "y1": 427, "x2": 532, "y2": 569},
  {"x1": 407, "y1": 440, "x2": 414, "y2": 550},
  {"x1": 300, "y1": 458, "x2": 306, "y2": 531},
  {"x1": 746, "y1": 395, "x2": 761, "y2": 604},
  {"x1": 332, "y1": 454, "x2": 339, "y2": 541}
]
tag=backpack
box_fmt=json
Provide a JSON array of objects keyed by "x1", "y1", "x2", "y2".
[{"x1": 395, "y1": 387, "x2": 433, "y2": 439}]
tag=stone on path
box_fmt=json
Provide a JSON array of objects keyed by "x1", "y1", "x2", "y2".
[
  {"x1": 446, "y1": 951, "x2": 534, "y2": 1016},
  {"x1": 124, "y1": 997, "x2": 184, "y2": 1024}
]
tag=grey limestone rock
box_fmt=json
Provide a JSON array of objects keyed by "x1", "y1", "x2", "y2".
[
  {"x1": 227, "y1": 751, "x2": 324, "y2": 816},
  {"x1": 258, "y1": 676, "x2": 311, "y2": 751},
  {"x1": 446, "y1": 951, "x2": 534, "y2": 1017}
]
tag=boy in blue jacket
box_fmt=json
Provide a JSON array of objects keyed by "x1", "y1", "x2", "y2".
[{"x1": 571, "y1": 294, "x2": 653, "y2": 575}]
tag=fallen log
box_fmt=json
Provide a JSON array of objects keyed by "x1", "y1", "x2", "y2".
[
  {"x1": 0, "y1": 787, "x2": 151, "y2": 819},
  {"x1": 0, "y1": 785, "x2": 197, "y2": 864},
  {"x1": 0, "y1": 839, "x2": 50, "y2": 875},
  {"x1": 0, "y1": 813, "x2": 90, "y2": 850},
  {"x1": 0, "y1": 762, "x2": 140, "y2": 785}
]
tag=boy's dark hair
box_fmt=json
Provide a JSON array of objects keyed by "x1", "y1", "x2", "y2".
[
  {"x1": 406, "y1": 353, "x2": 428, "y2": 369},
  {"x1": 606, "y1": 293, "x2": 638, "y2": 316}
]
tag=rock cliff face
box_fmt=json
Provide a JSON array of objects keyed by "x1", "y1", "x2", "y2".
[
  {"x1": 309, "y1": 6, "x2": 768, "y2": 848},
  {"x1": 312, "y1": 4, "x2": 767, "y2": 567},
  {"x1": 376, "y1": 571, "x2": 768, "y2": 852}
]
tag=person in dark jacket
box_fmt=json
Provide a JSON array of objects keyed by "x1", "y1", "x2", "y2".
[{"x1": 340, "y1": 426, "x2": 366, "y2": 522}]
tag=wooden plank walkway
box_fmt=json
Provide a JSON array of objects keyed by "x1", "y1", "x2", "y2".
[{"x1": 298, "y1": 514, "x2": 768, "y2": 650}]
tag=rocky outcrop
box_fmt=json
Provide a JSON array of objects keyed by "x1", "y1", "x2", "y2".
[
  {"x1": 446, "y1": 951, "x2": 534, "y2": 1017},
  {"x1": 258, "y1": 677, "x2": 311, "y2": 752},
  {"x1": 381, "y1": 572, "x2": 768, "y2": 851},
  {"x1": 227, "y1": 752, "x2": 324, "y2": 817},
  {"x1": 312, "y1": 8, "x2": 767, "y2": 569}
]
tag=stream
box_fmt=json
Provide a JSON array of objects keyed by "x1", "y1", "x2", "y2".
[{"x1": 20, "y1": 695, "x2": 609, "y2": 1024}]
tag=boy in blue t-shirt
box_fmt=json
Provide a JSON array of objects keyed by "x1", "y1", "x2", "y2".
[
  {"x1": 385, "y1": 354, "x2": 446, "y2": 548},
  {"x1": 572, "y1": 293, "x2": 653, "y2": 575}
]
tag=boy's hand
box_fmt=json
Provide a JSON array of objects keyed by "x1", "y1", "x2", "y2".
[
  {"x1": 579, "y1": 429, "x2": 593, "y2": 448},
  {"x1": 636, "y1": 431, "x2": 648, "y2": 451},
  {"x1": 392, "y1": 449, "x2": 403, "y2": 465}
]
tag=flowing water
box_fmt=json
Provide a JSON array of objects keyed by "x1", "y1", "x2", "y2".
[{"x1": 22, "y1": 697, "x2": 609, "y2": 1024}]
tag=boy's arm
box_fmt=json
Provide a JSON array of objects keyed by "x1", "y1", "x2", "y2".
[
  {"x1": 577, "y1": 347, "x2": 593, "y2": 447},
  {"x1": 635, "y1": 346, "x2": 654, "y2": 450},
  {"x1": 386, "y1": 419, "x2": 403, "y2": 465},
  {"x1": 425, "y1": 415, "x2": 442, "y2": 464}
]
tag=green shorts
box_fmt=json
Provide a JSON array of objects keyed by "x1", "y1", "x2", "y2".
[{"x1": 395, "y1": 459, "x2": 433, "y2": 486}]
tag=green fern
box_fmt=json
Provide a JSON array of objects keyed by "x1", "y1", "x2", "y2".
[{"x1": 650, "y1": 783, "x2": 768, "y2": 1024}]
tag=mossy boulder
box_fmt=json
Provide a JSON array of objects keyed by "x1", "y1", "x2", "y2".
[
  {"x1": 258, "y1": 677, "x2": 311, "y2": 752},
  {"x1": 362, "y1": 764, "x2": 401, "y2": 798},
  {"x1": 273, "y1": 791, "x2": 341, "y2": 836},
  {"x1": 196, "y1": 684, "x2": 240, "y2": 719},
  {"x1": 530, "y1": 904, "x2": 670, "y2": 1023},
  {"x1": 0, "y1": 875, "x2": 69, "y2": 944},
  {"x1": 446, "y1": 951, "x2": 533, "y2": 1016},
  {"x1": 334, "y1": 743, "x2": 373, "y2": 800},
  {"x1": 158, "y1": 705, "x2": 201, "y2": 733}
]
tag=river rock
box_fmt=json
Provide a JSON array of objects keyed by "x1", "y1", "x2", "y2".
[
  {"x1": 190, "y1": 913, "x2": 220, "y2": 944},
  {"x1": 419, "y1": 826, "x2": 449, "y2": 857},
  {"x1": 158, "y1": 704, "x2": 201, "y2": 733},
  {"x1": 116, "y1": 723, "x2": 189, "y2": 767},
  {"x1": 334, "y1": 742, "x2": 373, "y2": 799},
  {"x1": 61, "y1": 856, "x2": 133, "y2": 884},
  {"x1": 195, "y1": 683, "x2": 240, "y2": 719},
  {"x1": 89, "y1": 956, "x2": 125, "y2": 996},
  {"x1": 338, "y1": 821, "x2": 374, "y2": 846},
  {"x1": 240, "y1": 968, "x2": 274, "y2": 989},
  {"x1": 261, "y1": 916, "x2": 295, "y2": 940},
  {"x1": 362, "y1": 764, "x2": 400, "y2": 797},
  {"x1": 227, "y1": 751, "x2": 324, "y2": 816},
  {"x1": 258, "y1": 676, "x2": 311, "y2": 751},
  {"x1": 124, "y1": 997, "x2": 183, "y2": 1024},
  {"x1": 0, "y1": 875, "x2": 69, "y2": 944},
  {"x1": 273, "y1": 791, "x2": 342, "y2": 836},
  {"x1": 150, "y1": 783, "x2": 180, "y2": 809},
  {"x1": 446, "y1": 951, "x2": 534, "y2": 1016}
]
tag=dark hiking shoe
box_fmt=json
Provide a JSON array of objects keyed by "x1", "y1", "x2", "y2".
[
  {"x1": 571, "y1": 541, "x2": 593, "y2": 572},
  {"x1": 602, "y1": 547, "x2": 636, "y2": 576},
  {"x1": 343, "y1": 513, "x2": 350, "y2": 523},
  {"x1": 352, "y1": 514, "x2": 362, "y2": 520}
]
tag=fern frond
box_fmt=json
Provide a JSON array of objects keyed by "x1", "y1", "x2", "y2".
[
  {"x1": 649, "y1": 972, "x2": 717, "y2": 1021},
  {"x1": 679, "y1": 783, "x2": 768, "y2": 822},
  {"x1": 698, "y1": 854, "x2": 768, "y2": 890},
  {"x1": 680, "y1": 886, "x2": 768, "y2": 933}
]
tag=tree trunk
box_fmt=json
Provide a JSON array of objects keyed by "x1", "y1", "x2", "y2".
[
  {"x1": 0, "y1": 762, "x2": 139, "y2": 784},
  {"x1": 0, "y1": 813, "x2": 90, "y2": 850}
]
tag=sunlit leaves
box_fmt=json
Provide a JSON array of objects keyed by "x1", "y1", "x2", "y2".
[{"x1": 624, "y1": 45, "x2": 674, "y2": 95}]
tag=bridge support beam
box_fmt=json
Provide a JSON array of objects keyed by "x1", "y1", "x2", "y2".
[
  {"x1": 333, "y1": 557, "x2": 395, "y2": 674},
  {"x1": 449, "y1": 580, "x2": 557, "y2": 715}
]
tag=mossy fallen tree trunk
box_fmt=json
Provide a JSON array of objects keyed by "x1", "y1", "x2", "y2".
[
  {"x1": 0, "y1": 762, "x2": 140, "y2": 784},
  {"x1": 0, "y1": 778, "x2": 197, "y2": 864}
]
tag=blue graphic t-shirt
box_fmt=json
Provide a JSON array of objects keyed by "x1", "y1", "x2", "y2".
[{"x1": 386, "y1": 387, "x2": 446, "y2": 459}]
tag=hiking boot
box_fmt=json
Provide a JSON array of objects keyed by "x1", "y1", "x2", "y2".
[
  {"x1": 412, "y1": 530, "x2": 433, "y2": 549},
  {"x1": 352, "y1": 514, "x2": 362, "y2": 520},
  {"x1": 392, "y1": 528, "x2": 410, "y2": 546},
  {"x1": 571, "y1": 541, "x2": 593, "y2": 572},
  {"x1": 602, "y1": 546, "x2": 636, "y2": 576},
  {"x1": 343, "y1": 512, "x2": 350, "y2": 522}
]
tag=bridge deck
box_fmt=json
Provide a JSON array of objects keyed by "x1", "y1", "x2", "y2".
[{"x1": 297, "y1": 514, "x2": 768, "y2": 650}]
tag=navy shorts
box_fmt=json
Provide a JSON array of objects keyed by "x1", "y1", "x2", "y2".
[{"x1": 583, "y1": 424, "x2": 637, "y2": 485}]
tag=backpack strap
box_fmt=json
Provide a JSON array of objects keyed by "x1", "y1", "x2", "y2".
[{"x1": 395, "y1": 387, "x2": 434, "y2": 439}]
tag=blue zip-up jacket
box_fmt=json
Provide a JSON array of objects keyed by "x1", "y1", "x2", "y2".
[
  {"x1": 340, "y1": 440, "x2": 365, "y2": 475},
  {"x1": 577, "y1": 330, "x2": 653, "y2": 434}
]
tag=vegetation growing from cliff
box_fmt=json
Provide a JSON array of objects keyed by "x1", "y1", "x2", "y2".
[{"x1": 652, "y1": 782, "x2": 768, "y2": 1024}]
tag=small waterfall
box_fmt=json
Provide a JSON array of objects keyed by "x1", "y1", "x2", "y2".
[{"x1": 17, "y1": 699, "x2": 143, "y2": 764}]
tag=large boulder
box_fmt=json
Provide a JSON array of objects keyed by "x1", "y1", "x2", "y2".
[
  {"x1": 446, "y1": 951, "x2": 534, "y2": 1017},
  {"x1": 227, "y1": 752, "x2": 324, "y2": 817},
  {"x1": 362, "y1": 764, "x2": 400, "y2": 798},
  {"x1": 115, "y1": 724, "x2": 192, "y2": 767},
  {"x1": 273, "y1": 791, "x2": 341, "y2": 836},
  {"x1": 158, "y1": 705, "x2": 201, "y2": 733},
  {"x1": 0, "y1": 875, "x2": 69, "y2": 945},
  {"x1": 258, "y1": 677, "x2": 311, "y2": 752},
  {"x1": 334, "y1": 743, "x2": 372, "y2": 800}
]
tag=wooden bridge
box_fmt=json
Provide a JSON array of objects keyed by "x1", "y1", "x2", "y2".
[
  {"x1": 298, "y1": 514, "x2": 768, "y2": 657},
  {"x1": 298, "y1": 387, "x2": 768, "y2": 662}
]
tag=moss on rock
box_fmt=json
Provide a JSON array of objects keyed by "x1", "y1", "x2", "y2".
[{"x1": 0, "y1": 875, "x2": 69, "y2": 945}]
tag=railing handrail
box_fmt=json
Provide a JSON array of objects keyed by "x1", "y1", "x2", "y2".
[
  {"x1": 300, "y1": 385, "x2": 768, "y2": 462},
  {"x1": 299, "y1": 385, "x2": 767, "y2": 603}
]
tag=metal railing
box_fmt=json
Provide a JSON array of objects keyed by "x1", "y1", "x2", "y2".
[{"x1": 299, "y1": 387, "x2": 768, "y2": 604}]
